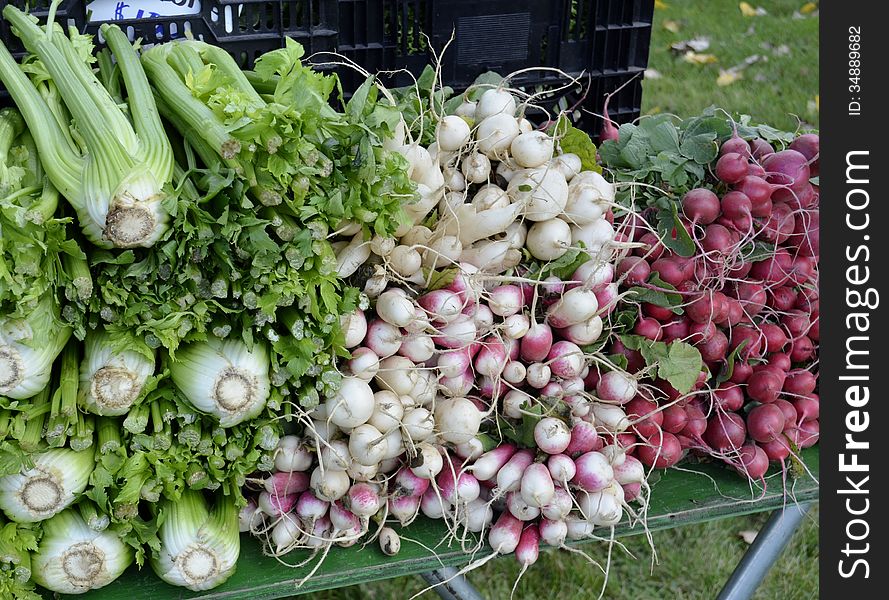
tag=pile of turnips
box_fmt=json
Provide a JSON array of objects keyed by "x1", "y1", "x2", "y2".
[
  {"x1": 603, "y1": 128, "x2": 819, "y2": 487},
  {"x1": 240, "y1": 84, "x2": 654, "y2": 588}
]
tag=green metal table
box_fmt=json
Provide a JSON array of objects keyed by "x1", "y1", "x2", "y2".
[{"x1": 76, "y1": 449, "x2": 819, "y2": 599}]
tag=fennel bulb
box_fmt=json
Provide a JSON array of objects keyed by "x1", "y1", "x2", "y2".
[
  {"x1": 170, "y1": 336, "x2": 270, "y2": 427},
  {"x1": 79, "y1": 330, "x2": 155, "y2": 416},
  {"x1": 31, "y1": 507, "x2": 133, "y2": 594},
  {"x1": 0, "y1": 448, "x2": 94, "y2": 523},
  {"x1": 150, "y1": 490, "x2": 239, "y2": 591}
]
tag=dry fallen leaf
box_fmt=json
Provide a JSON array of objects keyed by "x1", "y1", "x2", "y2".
[
  {"x1": 663, "y1": 19, "x2": 682, "y2": 33},
  {"x1": 644, "y1": 68, "x2": 663, "y2": 80},
  {"x1": 800, "y1": 2, "x2": 818, "y2": 14},
  {"x1": 739, "y1": 2, "x2": 768, "y2": 16},
  {"x1": 655, "y1": 0, "x2": 669, "y2": 9},
  {"x1": 684, "y1": 51, "x2": 718, "y2": 65},
  {"x1": 739, "y1": 530, "x2": 758, "y2": 544},
  {"x1": 717, "y1": 69, "x2": 743, "y2": 86},
  {"x1": 670, "y1": 37, "x2": 710, "y2": 54},
  {"x1": 808, "y1": 94, "x2": 820, "y2": 114}
]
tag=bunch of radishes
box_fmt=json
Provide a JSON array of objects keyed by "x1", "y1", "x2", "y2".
[
  {"x1": 605, "y1": 130, "x2": 819, "y2": 486},
  {"x1": 239, "y1": 86, "x2": 662, "y2": 581}
]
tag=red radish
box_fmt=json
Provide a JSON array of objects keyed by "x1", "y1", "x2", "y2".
[
  {"x1": 637, "y1": 431, "x2": 682, "y2": 468},
  {"x1": 721, "y1": 191, "x2": 753, "y2": 230},
  {"x1": 735, "y1": 176, "x2": 773, "y2": 214},
  {"x1": 595, "y1": 283, "x2": 619, "y2": 316},
  {"x1": 716, "y1": 152, "x2": 749, "y2": 184},
  {"x1": 750, "y1": 138, "x2": 775, "y2": 160},
  {"x1": 686, "y1": 293, "x2": 718, "y2": 324},
  {"x1": 688, "y1": 321, "x2": 717, "y2": 344},
  {"x1": 534, "y1": 417, "x2": 572, "y2": 455},
  {"x1": 725, "y1": 299, "x2": 745, "y2": 328},
  {"x1": 539, "y1": 518, "x2": 568, "y2": 547},
  {"x1": 761, "y1": 436, "x2": 791, "y2": 462},
  {"x1": 793, "y1": 212, "x2": 820, "y2": 257},
  {"x1": 565, "y1": 420, "x2": 600, "y2": 456},
  {"x1": 764, "y1": 150, "x2": 811, "y2": 198},
  {"x1": 599, "y1": 79, "x2": 633, "y2": 142},
  {"x1": 617, "y1": 256, "x2": 651, "y2": 285},
  {"x1": 661, "y1": 319, "x2": 689, "y2": 344},
  {"x1": 759, "y1": 202, "x2": 795, "y2": 244},
  {"x1": 643, "y1": 302, "x2": 676, "y2": 322},
  {"x1": 470, "y1": 444, "x2": 517, "y2": 482},
  {"x1": 768, "y1": 287, "x2": 798, "y2": 312},
  {"x1": 661, "y1": 405, "x2": 688, "y2": 434},
  {"x1": 520, "y1": 322, "x2": 553, "y2": 363},
  {"x1": 729, "y1": 361, "x2": 753, "y2": 384},
  {"x1": 747, "y1": 404, "x2": 786, "y2": 443},
  {"x1": 735, "y1": 444, "x2": 769, "y2": 480},
  {"x1": 769, "y1": 352, "x2": 792, "y2": 372},
  {"x1": 496, "y1": 450, "x2": 535, "y2": 493},
  {"x1": 746, "y1": 162, "x2": 765, "y2": 177},
  {"x1": 790, "y1": 133, "x2": 819, "y2": 175},
  {"x1": 698, "y1": 329, "x2": 729, "y2": 363},
  {"x1": 488, "y1": 511, "x2": 524, "y2": 554},
  {"x1": 808, "y1": 312, "x2": 820, "y2": 342},
  {"x1": 547, "y1": 454, "x2": 577, "y2": 484},
  {"x1": 721, "y1": 134, "x2": 751, "y2": 158},
  {"x1": 790, "y1": 336, "x2": 815, "y2": 363},
  {"x1": 572, "y1": 451, "x2": 614, "y2": 492},
  {"x1": 795, "y1": 287, "x2": 818, "y2": 312},
  {"x1": 626, "y1": 397, "x2": 663, "y2": 437},
  {"x1": 681, "y1": 188, "x2": 721, "y2": 224},
  {"x1": 548, "y1": 341, "x2": 584, "y2": 379},
  {"x1": 634, "y1": 317, "x2": 663, "y2": 341},
  {"x1": 713, "y1": 384, "x2": 744, "y2": 412},
  {"x1": 636, "y1": 232, "x2": 666, "y2": 261},
  {"x1": 730, "y1": 325, "x2": 763, "y2": 360},
  {"x1": 784, "y1": 369, "x2": 817, "y2": 396},
  {"x1": 394, "y1": 466, "x2": 432, "y2": 497},
  {"x1": 701, "y1": 223, "x2": 734, "y2": 254},
  {"x1": 681, "y1": 405, "x2": 708, "y2": 439},
  {"x1": 798, "y1": 419, "x2": 820, "y2": 448},
  {"x1": 793, "y1": 393, "x2": 819, "y2": 422},
  {"x1": 773, "y1": 399, "x2": 798, "y2": 427},
  {"x1": 597, "y1": 370, "x2": 638, "y2": 405},
  {"x1": 703, "y1": 412, "x2": 746, "y2": 451},
  {"x1": 519, "y1": 463, "x2": 555, "y2": 508},
  {"x1": 649, "y1": 257, "x2": 688, "y2": 287},
  {"x1": 747, "y1": 367, "x2": 785, "y2": 404},
  {"x1": 735, "y1": 281, "x2": 767, "y2": 316},
  {"x1": 781, "y1": 310, "x2": 810, "y2": 339},
  {"x1": 513, "y1": 525, "x2": 541, "y2": 588}
]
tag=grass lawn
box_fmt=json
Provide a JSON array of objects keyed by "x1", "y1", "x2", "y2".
[
  {"x1": 310, "y1": 508, "x2": 819, "y2": 599},
  {"x1": 642, "y1": 0, "x2": 819, "y2": 131},
  {"x1": 301, "y1": 3, "x2": 820, "y2": 598}
]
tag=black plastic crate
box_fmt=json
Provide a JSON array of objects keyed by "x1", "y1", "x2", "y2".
[
  {"x1": 0, "y1": 1, "x2": 338, "y2": 76},
  {"x1": 0, "y1": 1, "x2": 654, "y2": 138},
  {"x1": 333, "y1": 0, "x2": 653, "y2": 138}
]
